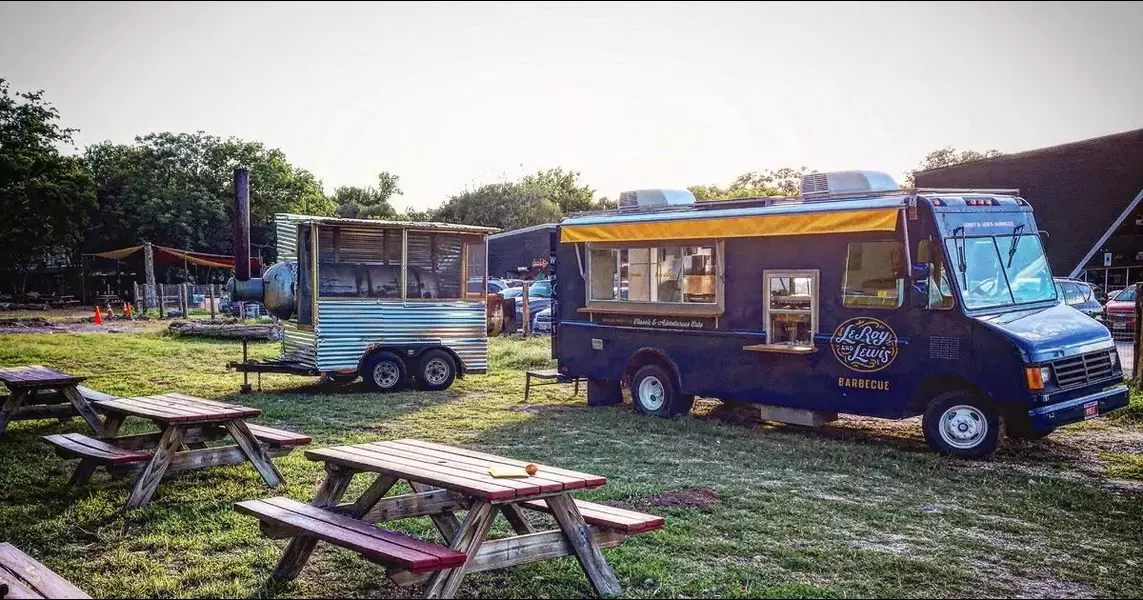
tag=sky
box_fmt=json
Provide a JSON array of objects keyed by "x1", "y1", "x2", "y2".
[{"x1": 1, "y1": 1, "x2": 1141, "y2": 211}]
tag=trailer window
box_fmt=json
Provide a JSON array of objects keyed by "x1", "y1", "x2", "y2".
[
  {"x1": 588, "y1": 244, "x2": 719, "y2": 306},
  {"x1": 842, "y1": 241, "x2": 904, "y2": 309},
  {"x1": 764, "y1": 270, "x2": 818, "y2": 347}
]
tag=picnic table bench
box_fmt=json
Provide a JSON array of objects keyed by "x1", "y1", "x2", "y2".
[
  {"x1": 523, "y1": 369, "x2": 584, "y2": 403},
  {"x1": 238, "y1": 439, "x2": 663, "y2": 598},
  {"x1": 43, "y1": 392, "x2": 310, "y2": 509},
  {"x1": 0, "y1": 543, "x2": 90, "y2": 599},
  {"x1": 0, "y1": 367, "x2": 104, "y2": 437}
]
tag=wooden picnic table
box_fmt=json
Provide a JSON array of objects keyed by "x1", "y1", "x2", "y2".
[
  {"x1": 238, "y1": 439, "x2": 663, "y2": 598},
  {"x1": 68, "y1": 393, "x2": 301, "y2": 509},
  {"x1": 0, "y1": 542, "x2": 90, "y2": 599},
  {"x1": 0, "y1": 366, "x2": 104, "y2": 437}
]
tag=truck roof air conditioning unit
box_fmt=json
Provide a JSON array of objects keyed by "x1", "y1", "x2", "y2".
[
  {"x1": 618, "y1": 189, "x2": 696, "y2": 211},
  {"x1": 800, "y1": 170, "x2": 899, "y2": 199}
]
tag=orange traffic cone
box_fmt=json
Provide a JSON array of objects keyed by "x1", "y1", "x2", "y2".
[
  {"x1": 93, "y1": 306, "x2": 103, "y2": 325},
  {"x1": 124, "y1": 302, "x2": 132, "y2": 318}
]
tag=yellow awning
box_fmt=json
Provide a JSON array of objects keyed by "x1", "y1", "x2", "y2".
[{"x1": 560, "y1": 208, "x2": 900, "y2": 243}]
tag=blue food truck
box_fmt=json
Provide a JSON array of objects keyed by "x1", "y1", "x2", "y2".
[{"x1": 549, "y1": 171, "x2": 1130, "y2": 457}]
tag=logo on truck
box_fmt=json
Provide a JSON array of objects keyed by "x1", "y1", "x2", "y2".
[{"x1": 830, "y1": 317, "x2": 898, "y2": 372}]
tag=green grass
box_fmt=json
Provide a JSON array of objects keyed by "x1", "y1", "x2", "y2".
[{"x1": 1, "y1": 330, "x2": 1142, "y2": 598}]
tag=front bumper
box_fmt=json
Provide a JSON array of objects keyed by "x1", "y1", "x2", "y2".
[{"x1": 1027, "y1": 384, "x2": 1130, "y2": 430}]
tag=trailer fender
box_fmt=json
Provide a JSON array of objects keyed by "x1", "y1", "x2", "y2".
[
  {"x1": 623, "y1": 348, "x2": 683, "y2": 391},
  {"x1": 359, "y1": 343, "x2": 467, "y2": 377}
]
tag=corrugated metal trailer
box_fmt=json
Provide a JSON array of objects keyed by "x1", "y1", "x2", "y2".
[{"x1": 228, "y1": 176, "x2": 497, "y2": 391}]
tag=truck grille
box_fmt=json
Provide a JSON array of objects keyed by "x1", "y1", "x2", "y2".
[{"x1": 1051, "y1": 350, "x2": 1115, "y2": 389}]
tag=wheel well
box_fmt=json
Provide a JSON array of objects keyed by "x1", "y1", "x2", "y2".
[
  {"x1": 910, "y1": 374, "x2": 987, "y2": 414},
  {"x1": 623, "y1": 348, "x2": 681, "y2": 390},
  {"x1": 358, "y1": 345, "x2": 466, "y2": 378}
]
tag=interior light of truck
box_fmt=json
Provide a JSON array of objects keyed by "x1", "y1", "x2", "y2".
[{"x1": 1024, "y1": 366, "x2": 1048, "y2": 390}]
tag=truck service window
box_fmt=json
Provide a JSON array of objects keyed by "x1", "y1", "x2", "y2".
[
  {"x1": 842, "y1": 241, "x2": 904, "y2": 309},
  {"x1": 764, "y1": 270, "x2": 818, "y2": 347},
  {"x1": 587, "y1": 244, "x2": 719, "y2": 306}
]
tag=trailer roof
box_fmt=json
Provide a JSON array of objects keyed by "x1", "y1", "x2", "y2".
[{"x1": 276, "y1": 213, "x2": 499, "y2": 235}]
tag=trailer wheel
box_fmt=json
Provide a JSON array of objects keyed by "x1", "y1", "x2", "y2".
[
  {"x1": 922, "y1": 391, "x2": 999, "y2": 458},
  {"x1": 417, "y1": 349, "x2": 457, "y2": 391},
  {"x1": 631, "y1": 364, "x2": 693, "y2": 418},
  {"x1": 363, "y1": 351, "x2": 408, "y2": 393}
]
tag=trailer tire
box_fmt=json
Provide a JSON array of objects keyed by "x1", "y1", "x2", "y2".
[
  {"x1": 363, "y1": 351, "x2": 408, "y2": 393},
  {"x1": 922, "y1": 391, "x2": 999, "y2": 458},
  {"x1": 631, "y1": 364, "x2": 693, "y2": 418},
  {"x1": 417, "y1": 349, "x2": 457, "y2": 391}
]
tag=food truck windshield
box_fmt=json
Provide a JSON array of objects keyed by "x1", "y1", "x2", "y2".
[{"x1": 945, "y1": 231, "x2": 1057, "y2": 311}]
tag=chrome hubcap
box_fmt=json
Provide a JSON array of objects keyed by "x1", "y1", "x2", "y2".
[
  {"x1": 637, "y1": 376, "x2": 666, "y2": 411},
  {"x1": 424, "y1": 358, "x2": 450, "y2": 385},
  {"x1": 373, "y1": 362, "x2": 400, "y2": 388},
  {"x1": 939, "y1": 405, "x2": 987, "y2": 449}
]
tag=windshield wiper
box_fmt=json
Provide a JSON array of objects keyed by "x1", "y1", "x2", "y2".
[
  {"x1": 952, "y1": 226, "x2": 967, "y2": 288},
  {"x1": 1006, "y1": 224, "x2": 1026, "y2": 268}
]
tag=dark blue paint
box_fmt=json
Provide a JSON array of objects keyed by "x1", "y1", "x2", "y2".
[{"x1": 553, "y1": 196, "x2": 1127, "y2": 429}]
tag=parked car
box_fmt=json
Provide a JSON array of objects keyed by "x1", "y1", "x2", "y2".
[
  {"x1": 532, "y1": 306, "x2": 553, "y2": 333},
  {"x1": 467, "y1": 278, "x2": 507, "y2": 294},
  {"x1": 514, "y1": 297, "x2": 551, "y2": 331},
  {"x1": 500, "y1": 280, "x2": 552, "y2": 299},
  {"x1": 1054, "y1": 278, "x2": 1104, "y2": 322},
  {"x1": 1105, "y1": 287, "x2": 1137, "y2": 340}
]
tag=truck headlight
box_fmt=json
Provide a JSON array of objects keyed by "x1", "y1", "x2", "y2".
[
  {"x1": 1025, "y1": 365, "x2": 1051, "y2": 391},
  {"x1": 1110, "y1": 349, "x2": 1120, "y2": 371}
]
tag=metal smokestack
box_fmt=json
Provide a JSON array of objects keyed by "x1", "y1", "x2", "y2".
[{"x1": 233, "y1": 168, "x2": 251, "y2": 281}]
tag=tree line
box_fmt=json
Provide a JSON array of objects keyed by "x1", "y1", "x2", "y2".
[{"x1": 0, "y1": 79, "x2": 999, "y2": 286}]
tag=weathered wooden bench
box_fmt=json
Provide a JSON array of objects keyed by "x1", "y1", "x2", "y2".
[
  {"x1": 235, "y1": 496, "x2": 468, "y2": 575},
  {"x1": 523, "y1": 369, "x2": 585, "y2": 402},
  {"x1": 0, "y1": 542, "x2": 90, "y2": 599},
  {"x1": 520, "y1": 498, "x2": 665, "y2": 534},
  {"x1": 43, "y1": 423, "x2": 311, "y2": 487}
]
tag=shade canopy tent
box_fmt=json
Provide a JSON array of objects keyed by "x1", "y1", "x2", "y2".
[{"x1": 94, "y1": 245, "x2": 262, "y2": 271}]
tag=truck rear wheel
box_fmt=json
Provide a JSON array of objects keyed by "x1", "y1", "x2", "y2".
[
  {"x1": 922, "y1": 391, "x2": 999, "y2": 458},
  {"x1": 363, "y1": 351, "x2": 408, "y2": 393},
  {"x1": 631, "y1": 364, "x2": 694, "y2": 418}
]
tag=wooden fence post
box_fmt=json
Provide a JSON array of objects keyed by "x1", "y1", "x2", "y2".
[
  {"x1": 209, "y1": 284, "x2": 217, "y2": 320},
  {"x1": 158, "y1": 284, "x2": 166, "y2": 319},
  {"x1": 522, "y1": 282, "x2": 531, "y2": 338}
]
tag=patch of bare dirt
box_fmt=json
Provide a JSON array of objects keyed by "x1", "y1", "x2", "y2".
[{"x1": 624, "y1": 487, "x2": 720, "y2": 510}]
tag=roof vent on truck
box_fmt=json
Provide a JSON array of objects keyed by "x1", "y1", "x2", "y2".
[
  {"x1": 799, "y1": 170, "x2": 900, "y2": 200},
  {"x1": 617, "y1": 188, "x2": 696, "y2": 211}
]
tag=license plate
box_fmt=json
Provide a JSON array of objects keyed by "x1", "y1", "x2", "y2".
[
  {"x1": 1113, "y1": 323, "x2": 1126, "y2": 329},
  {"x1": 1084, "y1": 401, "x2": 1100, "y2": 420}
]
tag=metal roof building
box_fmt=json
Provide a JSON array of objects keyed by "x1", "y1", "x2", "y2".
[{"x1": 915, "y1": 129, "x2": 1143, "y2": 290}]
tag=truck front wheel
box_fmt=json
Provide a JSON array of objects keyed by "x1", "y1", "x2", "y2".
[{"x1": 922, "y1": 391, "x2": 999, "y2": 458}]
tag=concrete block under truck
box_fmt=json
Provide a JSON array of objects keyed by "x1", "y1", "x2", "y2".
[
  {"x1": 225, "y1": 169, "x2": 498, "y2": 392},
  {"x1": 548, "y1": 171, "x2": 1129, "y2": 457}
]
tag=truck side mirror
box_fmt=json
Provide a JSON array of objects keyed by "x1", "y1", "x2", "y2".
[{"x1": 910, "y1": 263, "x2": 932, "y2": 280}]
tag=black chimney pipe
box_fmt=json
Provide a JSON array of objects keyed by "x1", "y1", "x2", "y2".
[{"x1": 233, "y1": 168, "x2": 251, "y2": 282}]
